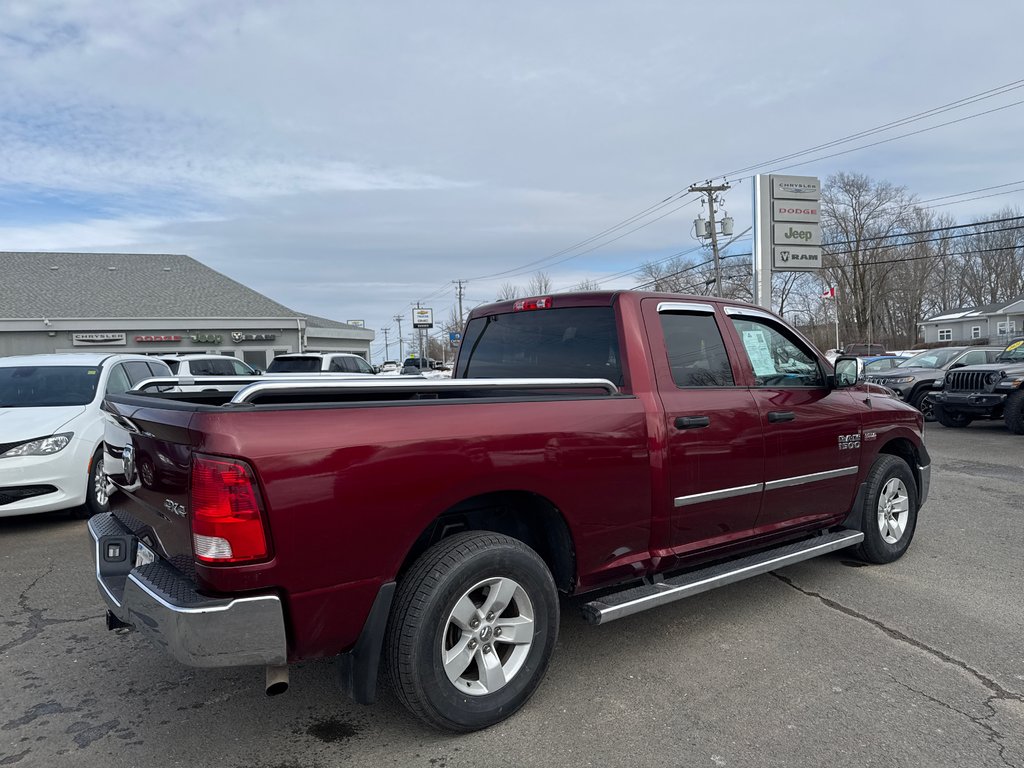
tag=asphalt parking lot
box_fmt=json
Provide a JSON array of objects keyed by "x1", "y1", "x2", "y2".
[{"x1": 1, "y1": 422, "x2": 1022, "y2": 768}]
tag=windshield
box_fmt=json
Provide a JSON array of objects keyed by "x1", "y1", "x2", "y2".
[
  {"x1": 864, "y1": 358, "x2": 897, "y2": 372},
  {"x1": 998, "y1": 339, "x2": 1024, "y2": 361},
  {"x1": 266, "y1": 357, "x2": 321, "y2": 373},
  {"x1": 897, "y1": 348, "x2": 964, "y2": 369},
  {"x1": 0, "y1": 365, "x2": 100, "y2": 407}
]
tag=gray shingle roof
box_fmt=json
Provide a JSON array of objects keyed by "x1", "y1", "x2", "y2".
[
  {"x1": 1, "y1": 252, "x2": 356, "y2": 330},
  {"x1": 922, "y1": 294, "x2": 1024, "y2": 323}
]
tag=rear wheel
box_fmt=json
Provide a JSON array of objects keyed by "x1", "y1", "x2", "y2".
[
  {"x1": 1004, "y1": 390, "x2": 1024, "y2": 434},
  {"x1": 934, "y1": 404, "x2": 972, "y2": 429},
  {"x1": 911, "y1": 390, "x2": 936, "y2": 422},
  {"x1": 385, "y1": 532, "x2": 559, "y2": 732},
  {"x1": 855, "y1": 454, "x2": 918, "y2": 564}
]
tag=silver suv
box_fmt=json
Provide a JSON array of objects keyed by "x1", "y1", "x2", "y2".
[
  {"x1": 157, "y1": 354, "x2": 257, "y2": 377},
  {"x1": 265, "y1": 352, "x2": 376, "y2": 376}
]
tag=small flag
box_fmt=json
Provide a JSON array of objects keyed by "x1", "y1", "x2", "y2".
[{"x1": 822, "y1": 287, "x2": 836, "y2": 298}]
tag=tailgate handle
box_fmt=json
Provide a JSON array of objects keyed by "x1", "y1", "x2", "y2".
[
  {"x1": 768, "y1": 411, "x2": 796, "y2": 423},
  {"x1": 675, "y1": 415, "x2": 710, "y2": 429}
]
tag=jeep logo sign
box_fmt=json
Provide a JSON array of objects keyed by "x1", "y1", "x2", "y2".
[{"x1": 773, "y1": 223, "x2": 821, "y2": 246}]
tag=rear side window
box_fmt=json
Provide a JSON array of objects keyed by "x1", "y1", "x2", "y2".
[
  {"x1": 267, "y1": 357, "x2": 321, "y2": 373},
  {"x1": 123, "y1": 361, "x2": 156, "y2": 385},
  {"x1": 190, "y1": 358, "x2": 235, "y2": 376},
  {"x1": 456, "y1": 306, "x2": 622, "y2": 383},
  {"x1": 659, "y1": 312, "x2": 735, "y2": 387}
]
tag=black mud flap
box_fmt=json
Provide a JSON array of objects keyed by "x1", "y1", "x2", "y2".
[{"x1": 336, "y1": 581, "x2": 396, "y2": 705}]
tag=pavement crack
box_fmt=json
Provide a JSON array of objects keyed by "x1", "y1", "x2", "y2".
[
  {"x1": 0, "y1": 564, "x2": 100, "y2": 655},
  {"x1": 771, "y1": 573, "x2": 1024, "y2": 703},
  {"x1": 890, "y1": 676, "x2": 1019, "y2": 768},
  {"x1": 774, "y1": 573, "x2": 1024, "y2": 767}
]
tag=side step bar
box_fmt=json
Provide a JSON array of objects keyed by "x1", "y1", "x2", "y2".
[{"x1": 582, "y1": 529, "x2": 864, "y2": 625}]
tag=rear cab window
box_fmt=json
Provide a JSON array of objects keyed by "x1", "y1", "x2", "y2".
[{"x1": 455, "y1": 305, "x2": 623, "y2": 385}]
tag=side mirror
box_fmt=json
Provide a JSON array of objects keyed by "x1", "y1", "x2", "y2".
[
  {"x1": 833, "y1": 356, "x2": 863, "y2": 388},
  {"x1": 949, "y1": 362, "x2": 965, "y2": 370}
]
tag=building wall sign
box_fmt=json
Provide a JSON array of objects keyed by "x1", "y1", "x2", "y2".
[
  {"x1": 135, "y1": 335, "x2": 182, "y2": 343},
  {"x1": 230, "y1": 332, "x2": 276, "y2": 343},
  {"x1": 72, "y1": 332, "x2": 126, "y2": 346},
  {"x1": 191, "y1": 333, "x2": 223, "y2": 344}
]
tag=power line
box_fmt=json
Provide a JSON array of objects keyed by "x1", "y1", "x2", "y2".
[
  {"x1": 917, "y1": 179, "x2": 1024, "y2": 205},
  {"x1": 718, "y1": 78, "x2": 1024, "y2": 179},
  {"x1": 822, "y1": 214, "x2": 1024, "y2": 249},
  {"x1": 922, "y1": 186, "x2": 1024, "y2": 210}
]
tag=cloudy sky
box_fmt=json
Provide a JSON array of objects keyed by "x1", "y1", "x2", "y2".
[{"x1": 3, "y1": 1, "x2": 1024, "y2": 359}]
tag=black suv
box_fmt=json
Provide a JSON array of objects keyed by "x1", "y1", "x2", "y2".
[
  {"x1": 864, "y1": 346, "x2": 1003, "y2": 421},
  {"x1": 931, "y1": 338, "x2": 1024, "y2": 433}
]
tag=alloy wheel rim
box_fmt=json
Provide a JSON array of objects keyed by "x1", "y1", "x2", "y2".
[
  {"x1": 441, "y1": 576, "x2": 535, "y2": 696},
  {"x1": 93, "y1": 457, "x2": 109, "y2": 506},
  {"x1": 876, "y1": 477, "x2": 910, "y2": 544}
]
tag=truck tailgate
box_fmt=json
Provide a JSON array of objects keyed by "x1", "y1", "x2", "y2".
[{"x1": 102, "y1": 398, "x2": 198, "y2": 580}]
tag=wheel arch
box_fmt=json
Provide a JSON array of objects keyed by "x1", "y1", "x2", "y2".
[
  {"x1": 876, "y1": 437, "x2": 929, "y2": 510},
  {"x1": 396, "y1": 490, "x2": 577, "y2": 594}
]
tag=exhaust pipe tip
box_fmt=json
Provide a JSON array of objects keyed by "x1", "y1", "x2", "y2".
[{"x1": 265, "y1": 665, "x2": 289, "y2": 696}]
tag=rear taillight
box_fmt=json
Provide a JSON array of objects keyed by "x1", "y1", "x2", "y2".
[{"x1": 190, "y1": 455, "x2": 270, "y2": 564}]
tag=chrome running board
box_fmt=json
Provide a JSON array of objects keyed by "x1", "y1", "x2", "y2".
[{"x1": 581, "y1": 529, "x2": 864, "y2": 625}]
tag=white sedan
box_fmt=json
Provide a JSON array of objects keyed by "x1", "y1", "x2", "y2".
[{"x1": 0, "y1": 353, "x2": 171, "y2": 518}]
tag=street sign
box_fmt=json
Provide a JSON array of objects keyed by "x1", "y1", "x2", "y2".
[
  {"x1": 773, "y1": 246, "x2": 822, "y2": 270},
  {"x1": 412, "y1": 308, "x2": 433, "y2": 329}
]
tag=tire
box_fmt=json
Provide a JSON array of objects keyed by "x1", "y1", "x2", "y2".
[
  {"x1": 855, "y1": 454, "x2": 919, "y2": 564},
  {"x1": 911, "y1": 389, "x2": 936, "y2": 422},
  {"x1": 1003, "y1": 390, "x2": 1024, "y2": 435},
  {"x1": 934, "y1": 403, "x2": 973, "y2": 429},
  {"x1": 385, "y1": 532, "x2": 559, "y2": 732},
  {"x1": 71, "y1": 448, "x2": 111, "y2": 520}
]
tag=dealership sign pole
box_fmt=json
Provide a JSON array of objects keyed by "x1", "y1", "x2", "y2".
[{"x1": 752, "y1": 174, "x2": 822, "y2": 310}]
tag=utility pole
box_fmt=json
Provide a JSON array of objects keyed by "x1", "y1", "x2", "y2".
[
  {"x1": 382, "y1": 327, "x2": 390, "y2": 361},
  {"x1": 393, "y1": 314, "x2": 404, "y2": 360},
  {"x1": 452, "y1": 279, "x2": 466, "y2": 329},
  {"x1": 689, "y1": 182, "x2": 732, "y2": 296}
]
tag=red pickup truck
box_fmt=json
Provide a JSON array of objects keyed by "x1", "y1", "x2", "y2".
[{"x1": 89, "y1": 291, "x2": 930, "y2": 732}]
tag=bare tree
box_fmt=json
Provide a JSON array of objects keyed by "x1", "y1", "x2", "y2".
[
  {"x1": 496, "y1": 282, "x2": 520, "y2": 301},
  {"x1": 956, "y1": 207, "x2": 1024, "y2": 306},
  {"x1": 821, "y1": 172, "x2": 918, "y2": 346},
  {"x1": 526, "y1": 271, "x2": 553, "y2": 295}
]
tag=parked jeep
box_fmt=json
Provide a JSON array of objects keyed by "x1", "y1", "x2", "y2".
[
  {"x1": 864, "y1": 345, "x2": 1003, "y2": 421},
  {"x1": 931, "y1": 338, "x2": 1024, "y2": 433}
]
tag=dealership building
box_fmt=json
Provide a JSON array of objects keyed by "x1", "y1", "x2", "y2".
[{"x1": 0, "y1": 252, "x2": 374, "y2": 369}]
